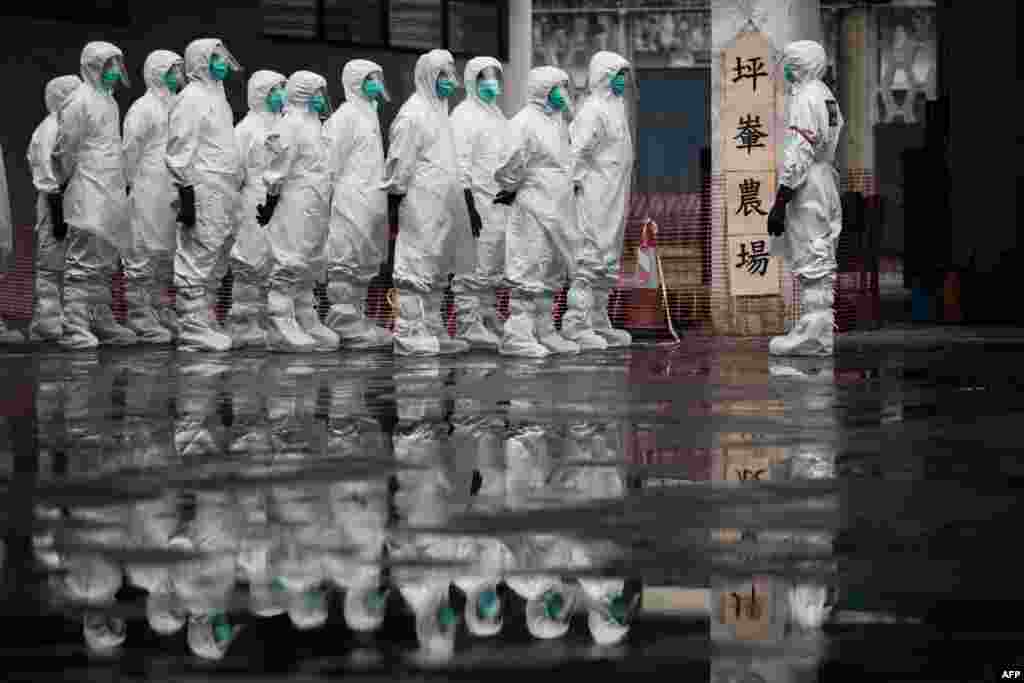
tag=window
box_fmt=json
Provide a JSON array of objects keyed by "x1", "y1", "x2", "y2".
[{"x1": 263, "y1": 0, "x2": 508, "y2": 61}]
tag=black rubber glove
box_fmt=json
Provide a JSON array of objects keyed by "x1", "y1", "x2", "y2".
[
  {"x1": 464, "y1": 189, "x2": 482, "y2": 238},
  {"x1": 256, "y1": 193, "x2": 280, "y2": 227},
  {"x1": 47, "y1": 193, "x2": 67, "y2": 241},
  {"x1": 493, "y1": 190, "x2": 517, "y2": 206},
  {"x1": 767, "y1": 185, "x2": 796, "y2": 237},
  {"x1": 177, "y1": 185, "x2": 197, "y2": 229},
  {"x1": 388, "y1": 193, "x2": 404, "y2": 226}
]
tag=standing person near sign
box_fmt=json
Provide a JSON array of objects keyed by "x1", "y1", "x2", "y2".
[
  {"x1": 562, "y1": 51, "x2": 636, "y2": 350},
  {"x1": 766, "y1": 40, "x2": 844, "y2": 357},
  {"x1": 492, "y1": 66, "x2": 581, "y2": 357},
  {"x1": 382, "y1": 49, "x2": 475, "y2": 356},
  {"x1": 449, "y1": 56, "x2": 509, "y2": 351},
  {"x1": 0, "y1": 137, "x2": 24, "y2": 343},
  {"x1": 53, "y1": 41, "x2": 138, "y2": 349}
]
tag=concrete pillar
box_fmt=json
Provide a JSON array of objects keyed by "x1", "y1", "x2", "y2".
[
  {"x1": 503, "y1": 0, "x2": 532, "y2": 118},
  {"x1": 710, "y1": 0, "x2": 821, "y2": 335}
]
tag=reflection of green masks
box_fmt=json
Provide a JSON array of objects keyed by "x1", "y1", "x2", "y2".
[
  {"x1": 365, "y1": 588, "x2": 388, "y2": 612},
  {"x1": 784, "y1": 64, "x2": 796, "y2": 84},
  {"x1": 477, "y1": 589, "x2": 500, "y2": 620},
  {"x1": 608, "y1": 594, "x2": 628, "y2": 625},
  {"x1": 436, "y1": 78, "x2": 456, "y2": 99},
  {"x1": 209, "y1": 55, "x2": 229, "y2": 81},
  {"x1": 267, "y1": 87, "x2": 286, "y2": 113},
  {"x1": 101, "y1": 68, "x2": 121, "y2": 91},
  {"x1": 163, "y1": 70, "x2": 181, "y2": 94},
  {"x1": 477, "y1": 78, "x2": 500, "y2": 103},
  {"x1": 547, "y1": 86, "x2": 567, "y2": 111},
  {"x1": 543, "y1": 590, "x2": 565, "y2": 620},
  {"x1": 363, "y1": 79, "x2": 384, "y2": 100},
  {"x1": 437, "y1": 604, "x2": 457, "y2": 628},
  {"x1": 611, "y1": 72, "x2": 627, "y2": 96},
  {"x1": 310, "y1": 94, "x2": 327, "y2": 113},
  {"x1": 210, "y1": 612, "x2": 232, "y2": 645}
]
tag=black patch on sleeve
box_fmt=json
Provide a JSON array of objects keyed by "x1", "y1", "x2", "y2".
[{"x1": 826, "y1": 100, "x2": 838, "y2": 128}]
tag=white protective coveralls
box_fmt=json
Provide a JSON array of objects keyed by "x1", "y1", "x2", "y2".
[
  {"x1": 166, "y1": 38, "x2": 244, "y2": 352},
  {"x1": 53, "y1": 41, "x2": 137, "y2": 349},
  {"x1": 563, "y1": 51, "x2": 635, "y2": 349},
  {"x1": 262, "y1": 70, "x2": 339, "y2": 353},
  {"x1": 229, "y1": 70, "x2": 286, "y2": 349},
  {"x1": 382, "y1": 49, "x2": 475, "y2": 356},
  {"x1": 323, "y1": 59, "x2": 393, "y2": 349},
  {"x1": 769, "y1": 41, "x2": 844, "y2": 357},
  {"x1": 25, "y1": 75, "x2": 81, "y2": 342},
  {"x1": 449, "y1": 57, "x2": 509, "y2": 351},
  {"x1": 122, "y1": 50, "x2": 185, "y2": 344},
  {"x1": 493, "y1": 66, "x2": 583, "y2": 357}
]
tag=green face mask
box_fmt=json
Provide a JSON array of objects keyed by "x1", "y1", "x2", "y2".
[
  {"x1": 101, "y1": 68, "x2": 121, "y2": 91},
  {"x1": 363, "y1": 79, "x2": 384, "y2": 100},
  {"x1": 209, "y1": 55, "x2": 229, "y2": 81},
  {"x1": 547, "y1": 86, "x2": 567, "y2": 112},
  {"x1": 163, "y1": 70, "x2": 181, "y2": 94},
  {"x1": 784, "y1": 64, "x2": 796, "y2": 84},
  {"x1": 267, "y1": 87, "x2": 286, "y2": 113},
  {"x1": 436, "y1": 78, "x2": 456, "y2": 99},
  {"x1": 608, "y1": 594, "x2": 628, "y2": 625},
  {"x1": 477, "y1": 78, "x2": 500, "y2": 103},
  {"x1": 310, "y1": 94, "x2": 327, "y2": 114},
  {"x1": 611, "y1": 72, "x2": 627, "y2": 96},
  {"x1": 210, "y1": 612, "x2": 232, "y2": 645},
  {"x1": 365, "y1": 589, "x2": 388, "y2": 612}
]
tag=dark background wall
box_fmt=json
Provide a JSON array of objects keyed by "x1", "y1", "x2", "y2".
[{"x1": 1, "y1": 2, "x2": 486, "y2": 230}]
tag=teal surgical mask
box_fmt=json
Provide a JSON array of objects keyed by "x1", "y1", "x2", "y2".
[
  {"x1": 363, "y1": 78, "x2": 384, "y2": 100},
  {"x1": 101, "y1": 68, "x2": 121, "y2": 91},
  {"x1": 543, "y1": 590, "x2": 565, "y2": 620},
  {"x1": 310, "y1": 94, "x2": 327, "y2": 114},
  {"x1": 547, "y1": 86, "x2": 567, "y2": 112},
  {"x1": 611, "y1": 72, "x2": 627, "y2": 96},
  {"x1": 477, "y1": 589, "x2": 500, "y2": 620},
  {"x1": 477, "y1": 78, "x2": 500, "y2": 103},
  {"x1": 267, "y1": 87, "x2": 286, "y2": 113},
  {"x1": 784, "y1": 64, "x2": 796, "y2": 84},
  {"x1": 436, "y1": 77, "x2": 456, "y2": 99},
  {"x1": 437, "y1": 604, "x2": 457, "y2": 628},
  {"x1": 210, "y1": 612, "x2": 232, "y2": 645},
  {"x1": 163, "y1": 70, "x2": 181, "y2": 94},
  {"x1": 608, "y1": 594, "x2": 628, "y2": 625},
  {"x1": 209, "y1": 55, "x2": 229, "y2": 81}
]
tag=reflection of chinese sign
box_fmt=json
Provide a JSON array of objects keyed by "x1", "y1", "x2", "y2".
[
  {"x1": 717, "y1": 577, "x2": 776, "y2": 642},
  {"x1": 722, "y1": 29, "x2": 779, "y2": 297}
]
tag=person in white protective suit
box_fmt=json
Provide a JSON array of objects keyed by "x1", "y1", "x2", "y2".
[
  {"x1": 166, "y1": 38, "x2": 244, "y2": 352},
  {"x1": 0, "y1": 138, "x2": 22, "y2": 343},
  {"x1": 493, "y1": 66, "x2": 583, "y2": 357},
  {"x1": 562, "y1": 51, "x2": 636, "y2": 349},
  {"x1": 767, "y1": 40, "x2": 844, "y2": 357},
  {"x1": 228, "y1": 70, "x2": 287, "y2": 349},
  {"x1": 256, "y1": 70, "x2": 340, "y2": 353},
  {"x1": 382, "y1": 49, "x2": 476, "y2": 356},
  {"x1": 122, "y1": 50, "x2": 186, "y2": 344},
  {"x1": 24, "y1": 75, "x2": 81, "y2": 342},
  {"x1": 52, "y1": 41, "x2": 137, "y2": 349},
  {"x1": 323, "y1": 59, "x2": 394, "y2": 349},
  {"x1": 449, "y1": 57, "x2": 510, "y2": 351}
]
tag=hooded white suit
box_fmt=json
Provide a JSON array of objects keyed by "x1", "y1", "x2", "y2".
[
  {"x1": 25, "y1": 75, "x2": 81, "y2": 342},
  {"x1": 122, "y1": 50, "x2": 185, "y2": 344},
  {"x1": 54, "y1": 41, "x2": 137, "y2": 349},
  {"x1": 769, "y1": 41, "x2": 844, "y2": 357}
]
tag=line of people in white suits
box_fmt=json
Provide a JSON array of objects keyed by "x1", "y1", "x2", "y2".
[{"x1": 11, "y1": 37, "x2": 642, "y2": 358}]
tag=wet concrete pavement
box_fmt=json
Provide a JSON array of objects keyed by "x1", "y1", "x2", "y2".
[{"x1": 1, "y1": 332, "x2": 1022, "y2": 681}]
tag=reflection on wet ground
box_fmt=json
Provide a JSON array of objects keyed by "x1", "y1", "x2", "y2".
[{"x1": 1, "y1": 341, "x2": 1022, "y2": 681}]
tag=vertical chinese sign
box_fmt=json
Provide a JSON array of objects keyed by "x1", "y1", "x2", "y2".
[{"x1": 721, "y1": 30, "x2": 780, "y2": 298}]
